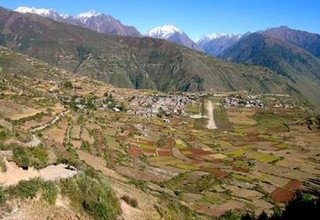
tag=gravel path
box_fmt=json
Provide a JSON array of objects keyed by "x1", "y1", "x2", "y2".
[
  {"x1": 206, "y1": 100, "x2": 217, "y2": 129},
  {"x1": 31, "y1": 110, "x2": 69, "y2": 132}
]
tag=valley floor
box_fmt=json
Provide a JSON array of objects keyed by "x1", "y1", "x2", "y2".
[{"x1": 0, "y1": 71, "x2": 319, "y2": 220}]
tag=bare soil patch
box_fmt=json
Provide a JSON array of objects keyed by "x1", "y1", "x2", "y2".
[
  {"x1": 81, "y1": 128, "x2": 94, "y2": 145},
  {"x1": 39, "y1": 164, "x2": 78, "y2": 181},
  {"x1": 194, "y1": 200, "x2": 244, "y2": 217},
  {"x1": 0, "y1": 160, "x2": 39, "y2": 187},
  {"x1": 116, "y1": 166, "x2": 171, "y2": 182},
  {"x1": 22, "y1": 116, "x2": 52, "y2": 131},
  {"x1": 44, "y1": 127, "x2": 65, "y2": 144},
  {"x1": 70, "y1": 125, "x2": 81, "y2": 140},
  {"x1": 0, "y1": 100, "x2": 42, "y2": 121}
]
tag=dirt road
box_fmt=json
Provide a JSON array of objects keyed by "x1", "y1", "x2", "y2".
[{"x1": 206, "y1": 100, "x2": 217, "y2": 129}]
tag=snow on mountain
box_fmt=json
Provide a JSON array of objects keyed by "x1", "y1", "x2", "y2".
[
  {"x1": 15, "y1": 6, "x2": 64, "y2": 20},
  {"x1": 147, "y1": 25, "x2": 183, "y2": 39},
  {"x1": 15, "y1": 6, "x2": 141, "y2": 37},
  {"x1": 147, "y1": 25, "x2": 201, "y2": 51},
  {"x1": 77, "y1": 10, "x2": 102, "y2": 18},
  {"x1": 198, "y1": 33, "x2": 243, "y2": 44},
  {"x1": 15, "y1": 7, "x2": 242, "y2": 54},
  {"x1": 197, "y1": 33, "x2": 244, "y2": 56}
]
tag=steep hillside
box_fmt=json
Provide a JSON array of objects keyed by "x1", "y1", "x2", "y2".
[
  {"x1": 263, "y1": 26, "x2": 320, "y2": 58},
  {"x1": 0, "y1": 7, "x2": 304, "y2": 101},
  {"x1": 220, "y1": 31, "x2": 320, "y2": 107}
]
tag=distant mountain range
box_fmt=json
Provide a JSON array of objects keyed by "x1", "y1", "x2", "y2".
[
  {"x1": 15, "y1": 6, "x2": 142, "y2": 37},
  {"x1": 197, "y1": 33, "x2": 245, "y2": 56},
  {"x1": 2, "y1": 6, "x2": 320, "y2": 107},
  {"x1": 14, "y1": 7, "x2": 240, "y2": 52}
]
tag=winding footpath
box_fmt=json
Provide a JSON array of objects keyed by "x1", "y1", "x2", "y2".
[{"x1": 31, "y1": 110, "x2": 69, "y2": 132}]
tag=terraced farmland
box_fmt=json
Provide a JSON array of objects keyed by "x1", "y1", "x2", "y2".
[{"x1": 0, "y1": 55, "x2": 319, "y2": 219}]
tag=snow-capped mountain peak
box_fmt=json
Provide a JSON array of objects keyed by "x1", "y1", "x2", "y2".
[
  {"x1": 15, "y1": 6, "x2": 64, "y2": 18},
  {"x1": 198, "y1": 33, "x2": 243, "y2": 43},
  {"x1": 60, "y1": 14, "x2": 73, "y2": 19},
  {"x1": 147, "y1": 25, "x2": 202, "y2": 51},
  {"x1": 14, "y1": 6, "x2": 141, "y2": 37},
  {"x1": 197, "y1": 33, "x2": 244, "y2": 57},
  {"x1": 147, "y1": 25, "x2": 184, "y2": 39},
  {"x1": 77, "y1": 10, "x2": 102, "y2": 18}
]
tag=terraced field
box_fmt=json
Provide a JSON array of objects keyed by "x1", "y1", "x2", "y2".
[{"x1": 0, "y1": 64, "x2": 319, "y2": 219}]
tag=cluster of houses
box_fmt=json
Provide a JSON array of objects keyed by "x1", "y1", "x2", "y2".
[
  {"x1": 129, "y1": 94, "x2": 192, "y2": 118},
  {"x1": 222, "y1": 94, "x2": 297, "y2": 109},
  {"x1": 222, "y1": 96, "x2": 265, "y2": 108}
]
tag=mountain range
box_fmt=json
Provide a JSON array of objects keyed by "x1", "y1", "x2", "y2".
[
  {"x1": 220, "y1": 26, "x2": 320, "y2": 106},
  {"x1": 197, "y1": 33, "x2": 245, "y2": 56},
  {"x1": 14, "y1": 6, "x2": 239, "y2": 52},
  {"x1": 0, "y1": 7, "x2": 297, "y2": 94},
  {"x1": 15, "y1": 6, "x2": 142, "y2": 37},
  {"x1": 1, "y1": 6, "x2": 320, "y2": 107}
]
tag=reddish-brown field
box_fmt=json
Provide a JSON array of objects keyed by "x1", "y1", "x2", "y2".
[
  {"x1": 271, "y1": 187, "x2": 294, "y2": 203},
  {"x1": 202, "y1": 167, "x2": 229, "y2": 178},
  {"x1": 285, "y1": 180, "x2": 302, "y2": 191},
  {"x1": 182, "y1": 148, "x2": 212, "y2": 159},
  {"x1": 233, "y1": 166, "x2": 250, "y2": 173},
  {"x1": 157, "y1": 149, "x2": 171, "y2": 156},
  {"x1": 128, "y1": 146, "x2": 142, "y2": 158}
]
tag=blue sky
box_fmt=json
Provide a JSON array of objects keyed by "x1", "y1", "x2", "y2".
[{"x1": 0, "y1": 0, "x2": 319, "y2": 40}]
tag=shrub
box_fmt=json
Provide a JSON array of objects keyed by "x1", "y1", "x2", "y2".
[
  {"x1": 60, "y1": 169, "x2": 121, "y2": 219},
  {"x1": 42, "y1": 181, "x2": 58, "y2": 204},
  {"x1": 0, "y1": 187, "x2": 5, "y2": 205},
  {"x1": 29, "y1": 146, "x2": 49, "y2": 169},
  {"x1": 55, "y1": 147, "x2": 83, "y2": 169},
  {"x1": 220, "y1": 211, "x2": 241, "y2": 220},
  {"x1": 63, "y1": 81, "x2": 73, "y2": 90},
  {"x1": 12, "y1": 146, "x2": 48, "y2": 169},
  {"x1": 12, "y1": 147, "x2": 30, "y2": 169},
  {"x1": 0, "y1": 79, "x2": 5, "y2": 91},
  {"x1": 80, "y1": 141, "x2": 91, "y2": 153},
  {"x1": 0, "y1": 156, "x2": 6, "y2": 172},
  {"x1": 0, "y1": 125, "x2": 7, "y2": 141},
  {"x1": 129, "y1": 179, "x2": 146, "y2": 191},
  {"x1": 10, "y1": 179, "x2": 41, "y2": 199}
]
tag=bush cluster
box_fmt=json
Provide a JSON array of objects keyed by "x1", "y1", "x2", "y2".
[
  {"x1": 60, "y1": 167, "x2": 121, "y2": 219},
  {"x1": 12, "y1": 145, "x2": 48, "y2": 169}
]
